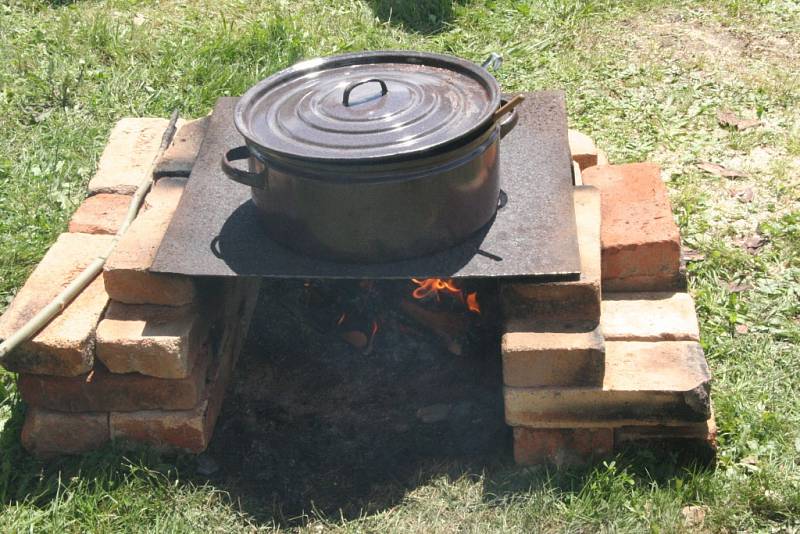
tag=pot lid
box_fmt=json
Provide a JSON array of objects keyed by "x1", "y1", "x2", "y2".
[{"x1": 234, "y1": 51, "x2": 501, "y2": 162}]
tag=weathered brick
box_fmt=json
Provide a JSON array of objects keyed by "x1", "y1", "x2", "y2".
[
  {"x1": 96, "y1": 301, "x2": 210, "y2": 379},
  {"x1": 601, "y1": 292, "x2": 700, "y2": 342},
  {"x1": 21, "y1": 409, "x2": 109, "y2": 457},
  {"x1": 502, "y1": 323, "x2": 605, "y2": 387},
  {"x1": 513, "y1": 427, "x2": 613, "y2": 466},
  {"x1": 18, "y1": 342, "x2": 212, "y2": 412},
  {"x1": 68, "y1": 194, "x2": 131, "y2": 235},
  {"x1": 0, "y1": 233, "x2": 113, "y2": 376},
  {"x1": 110, "y1": 278, "x2": 260, "y2": 453},
  {"x1": 505, "y1": 341, "x2": 711, "y2": 427},
  {"x1": 614, "y1": 416, "x2": 717, "y2": 444},
  {"x1": 88, "y1": 118, "x2": 180, "y2": 195},
  {"x1": 568, "y1": 129, "x2": 598, "y2": 170},
  {"x1": 103, "y1": 177, "x2": 195, "y2": 306},
  {"x1": 572, "y1": 161, "x2": 583, "y2": 186},
  {"x1": 153, "y1": 116, "x2": 209, "y2": 178},
  {"x1": 582, "y1": 163, "x2": 682, "y2": 292},
  {"x1": 502, "y1": 186, "x2": 601, "y2": 323}
]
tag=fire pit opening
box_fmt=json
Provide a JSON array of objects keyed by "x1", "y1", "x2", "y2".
[{"x1": 208, "y1": 278, "x2": 508, "y2": 516}]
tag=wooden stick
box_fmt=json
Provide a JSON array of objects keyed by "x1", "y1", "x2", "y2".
[
  {"x1": 0, "y1": 111, "x2": 180, "y2": 363},
  {"x1": 492, "y1": 94, "x2": 525, "y2": 123}
]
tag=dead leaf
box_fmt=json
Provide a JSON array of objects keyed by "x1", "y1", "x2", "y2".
[
  {"x1": 717, "y1": 109, "x2": 762, "y2": 131},
  {"x1": 682, "y1": 248, "x2": 705, "y2": 262},
  {"x1": 743, "y1": 235, "x2": 767, "y2": 253},
  {"x1": 697, "y1": 162, "x2": 747, "y2": 178},
  {"x1": 729, "y1": 187, "x2": 754, "y2": 203},
  {"x1": 726, "y1": 281, "x2": 752, "y2": 293},
  {"x1": 735, "y1": 324, "x2": 749, "y2": 334},
  {"x1": 681, "y1": 505, "x2": 708, "y2": 528}
]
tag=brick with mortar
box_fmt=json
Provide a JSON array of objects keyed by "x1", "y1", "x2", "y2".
[
  {"x1": 502, "y1": 185, "x2": 601, "y2": 323},
  {"x1": 0, "y1": 233, "x2": 114, "y2": 376},
  {"x1": 601, "y1": 292, "x2": 700, "y2": 342},
  {"x1": 583, "y1": 163, "x2": 682, "y2": 292},
  {"x1": 67, "y1": 193, "x2": 131, "y2": 235},
  {"x1": 505, "y1": 341, "x2": 712, "y2": 427},
  {"x1": 513, "y1": 427, "x2": 613, "y2": 466},
  {"x1": 103, "y1": 177, "x2": 195, "y2": 306},
  {"x1": 21, "y1": 409, "x2": 109, "y2": 458},
  {"x1": 96, "y1": 301, "x2": 209, "y2": 379}
]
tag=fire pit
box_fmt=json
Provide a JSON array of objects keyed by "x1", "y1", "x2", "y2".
[{"x1": 0, "y1": 53, "x2": 715, "y2": 466}]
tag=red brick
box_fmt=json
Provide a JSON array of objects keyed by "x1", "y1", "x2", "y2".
[
  {"x1": 18, "y1": 342, "x2": 212, "y2": 412},
  {"x1": 502, "y1": 186, "x2": 601, "y2": 323},
  {"x1": 153, "y1": 117, "x2": 208, "y2": 178},
  {"x1": 110, "y1": 278, "x2": 260, "y2": 453},
  {"x1": 513, "y1": 427, "x2": 613, "y2": 466},
  {"x1": 582, "y1": 163, "x2": 682, "y2": 292},
  {"x1": 21, "y1": 409, "x2": 109, "y2": 458},
  {"x1": 103, "y1": 177, "x2": 195, "y2": 306},
  {"x1": 88, "y1": 118, "x2": 180, "y2": 195},
  {"x1": 96, "y1": 301, "x2": 210, "y2": 379},
  {"x1": 502, "y1": 323, "x2": 605, "y2": 387},
  {"x1": 505, "y1": 341, "x2": 711, "y2": 427},
  {"x1": 0, "y1": 233, "x2": 113, "y2": 376},
  {"x1": 68, "y1": 194, "x2": 131, "y2": 235},
  {"x1": 568, "y1": 129, "x2": 598, "y2": 170}
]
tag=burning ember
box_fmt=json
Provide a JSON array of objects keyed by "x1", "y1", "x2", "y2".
[{"x1": 411, "y1": 278, "x2": 481, "y2": 314}]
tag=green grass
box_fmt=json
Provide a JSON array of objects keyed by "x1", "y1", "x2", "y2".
[{"x1": 1, "y1": 0, "x2": 800, "y2": 531}]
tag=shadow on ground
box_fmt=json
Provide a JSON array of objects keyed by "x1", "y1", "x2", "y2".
[{"x1": 365, "y1": 0, "x2": 469, "y2": 34}]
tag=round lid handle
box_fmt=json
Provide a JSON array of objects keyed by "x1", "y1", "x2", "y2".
[{"x1": 342, "y1": 78, "x2": 388, "y2": 106}]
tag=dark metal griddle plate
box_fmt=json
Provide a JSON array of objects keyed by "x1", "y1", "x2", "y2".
[{"x1": 152, "y1": 91, "x2": 580, "y2": 280}]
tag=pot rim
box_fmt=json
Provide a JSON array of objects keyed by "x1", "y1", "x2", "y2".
[{"x1": 234, "y1": 50, "x2": 502, "y2": 165}]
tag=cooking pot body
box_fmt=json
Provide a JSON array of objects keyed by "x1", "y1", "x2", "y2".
[{"x1": 242, "y1": 124, "x2": 502, "y2": 263}]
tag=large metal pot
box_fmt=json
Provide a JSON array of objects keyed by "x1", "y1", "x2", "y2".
[{"x1": 221, "y1": 50, "x2": 520, "y2": 263}]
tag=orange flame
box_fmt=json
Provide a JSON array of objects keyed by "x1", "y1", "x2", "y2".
[
  {"x1": 410, "y1": 278, "x2": 480, "y2": 314},
  {"x1": 466, "y1": 292, "x2": 480, "y2": 314}
]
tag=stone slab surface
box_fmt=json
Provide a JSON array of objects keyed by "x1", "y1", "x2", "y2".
[
  {"x1": 68, "y1": 193, "x2": 131, "y2": 235},
  {"x1": 104, "y1": 177, "x2": 195, "y2": 306},
  {"x1": 18, "y1": 342, "x2": 212, "y2": 412},
  {"x1": 583, "y1": 163, "x2": 683, "y2": 291},
  {"x1": 96, "y1": 301, "x2": 210, "y2": 379},
  {"x1": 88, "y1": 118, "x2": 179, "y2": 195},
  {"x1": 152, "y1": 92, "x2": 581, "y2": 280},
  {"x1": 502, "y1": 324, "x2": 605, "y2": 387},
  {"x1": 502, "y1": 185, "x2": 601, "y2": 323},
  {"x1": 602, "y1": 292, "x2": 700, "y2": 341},
  {"x1": 0, "y1": 233, "x2": 114, "y2": 376},
  {"x1": 22, "y1": 409, "x2": 109, "y2": 457},
  {"x1": 513, "y1": 427, "x2": 613, "y2": 466},
  {"x1": 505, "y1": 341, "x2": 712, "y2": 427}
]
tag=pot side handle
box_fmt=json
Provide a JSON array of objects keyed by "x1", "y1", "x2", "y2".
[
  {"x1": 221, "y1": 146, "x2": 268, "y2": 189},
  {"x1": 498, "y1": 106, "x2": 519, "y2": 139}
]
